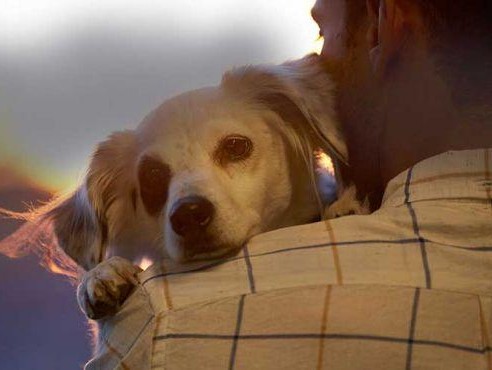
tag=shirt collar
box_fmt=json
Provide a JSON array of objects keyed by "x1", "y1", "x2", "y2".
[{"x1": 382, "y1": 149, "x2": 492, "y2": 207}]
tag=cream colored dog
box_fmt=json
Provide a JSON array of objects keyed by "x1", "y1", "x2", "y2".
[{"x1": 2, "y1": 55, "x2": 367, "y2": 320}]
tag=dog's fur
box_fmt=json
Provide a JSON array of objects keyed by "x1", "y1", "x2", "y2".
[{"x1": 1, "y1": 55, "x2": 367, "y2": 321}]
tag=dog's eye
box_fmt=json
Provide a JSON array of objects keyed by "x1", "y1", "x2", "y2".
[
  {"x1": 216, "y1": 135, "x2": 253, "y2": 163},
  {"x1": 138, "y1": 157, "x2": 170, "y2": 215}
]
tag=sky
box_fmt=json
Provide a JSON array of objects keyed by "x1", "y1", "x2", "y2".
[{"x1": 0, "y1": 0, "x2": 321, "y2": 191}]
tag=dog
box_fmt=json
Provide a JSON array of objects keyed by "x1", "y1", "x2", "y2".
[{"x1": 1, "y1": 54, "x2": 368, "y2": 320}]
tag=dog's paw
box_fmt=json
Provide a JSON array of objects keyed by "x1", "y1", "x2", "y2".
[
  {"x1": 77, "y1": 256, "x2": 142, "y2": 320},
  {"x1": 324, "y1": 185, "x2": 370, "y2": 219}
]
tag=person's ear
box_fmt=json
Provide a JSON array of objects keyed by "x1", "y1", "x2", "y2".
[{"x1": 366, "y1": 0, "x2": 424, "y2": 76}]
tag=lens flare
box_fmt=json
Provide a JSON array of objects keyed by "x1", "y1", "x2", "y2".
[
  {"x1": 311, "y1": 36, "x2": 324, "y2": 55},
  {"x1": 0, "y1": 124, "x2": 76, "y2": 192},
  {"x1": 138, "y1": 257, "x2": 153, "y2": 271},
  {"x1": 315, "y1": 149, "x2": 335, "y2": 176}
]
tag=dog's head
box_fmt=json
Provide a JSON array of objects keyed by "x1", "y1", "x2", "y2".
[{"x1": 3, "y1": 55, "x2": 346, "y2": 270}]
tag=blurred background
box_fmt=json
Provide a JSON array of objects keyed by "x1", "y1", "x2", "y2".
[{"x1": 0, "y1": 0, "x2": 320, "y2": 368}]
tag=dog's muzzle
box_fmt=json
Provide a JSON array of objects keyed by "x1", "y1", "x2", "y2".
[{"x1": 170, "y1": 196, "x2": 215, "y2": 238}]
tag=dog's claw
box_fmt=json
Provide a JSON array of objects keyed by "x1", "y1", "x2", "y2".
[
  {"x1": 77, "y1": 256, "x2": 142, "y2": 320},
  {"x1": 324, "y1": 185, "x2": 371, "y2": 219}
]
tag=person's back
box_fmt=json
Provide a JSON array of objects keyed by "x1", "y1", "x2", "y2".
[{"x1": 88, "y1": 148, "x2": 492, "y2": 369}]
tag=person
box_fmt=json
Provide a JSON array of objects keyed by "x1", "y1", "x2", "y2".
[
  {"x1": 313, "y1": 0, "x2": 492, "y2": 208},
  {"x1": 85, "y1": 1, "x2": 492, "y2": 369}
]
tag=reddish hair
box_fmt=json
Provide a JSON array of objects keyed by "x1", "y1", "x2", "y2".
[{"x1": 0, "y1": 203, "x2": 81, "y2": 280}]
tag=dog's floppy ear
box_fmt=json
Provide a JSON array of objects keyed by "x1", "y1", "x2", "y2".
[
  {"x1": 221, "y1": 54, "x2": 347, "y2": 164},
  {"x1": 52, "y1": 130, "x2": 138, "y2": 270},
  {"x1": 0, "y1": 130, "x2": 138, "y2": 273}
]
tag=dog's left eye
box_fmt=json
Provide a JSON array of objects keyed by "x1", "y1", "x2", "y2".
[{"x1": 216, "y1": 135, "x2": 253, "y2": 163}]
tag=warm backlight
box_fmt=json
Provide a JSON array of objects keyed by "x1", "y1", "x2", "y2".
[{"x1": 315, "y1": 149, "x2": 335, "y2": 176}]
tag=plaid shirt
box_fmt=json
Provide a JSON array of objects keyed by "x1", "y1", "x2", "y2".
[{"x1": 87, "y1": 149, "x2": 492, "y2": 370}]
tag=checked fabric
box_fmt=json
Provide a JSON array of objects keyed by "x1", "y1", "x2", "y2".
[{"x1": 86, "y1": 148, "x2": 492, "y2": 370}]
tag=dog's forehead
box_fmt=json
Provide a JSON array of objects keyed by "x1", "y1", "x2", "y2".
[
  {"x1": 139, "y1": 87, "x2": 231, "y2": 138},
  {"x1": 136, "y1": 87, "x2": 263, "y2": 146},
  {"x1": 133, "y1": 86, "x2": 268, "y2": 169}
]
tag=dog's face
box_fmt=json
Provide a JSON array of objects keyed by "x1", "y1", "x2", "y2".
[
  {"x1": 29, "y1": 55, "x2": 347, "y2": 270},
  {"x1": 132, "y1": 88, "x2": 310, "y2": 261}
]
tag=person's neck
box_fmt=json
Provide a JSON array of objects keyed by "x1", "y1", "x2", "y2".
[{"x1": 379, "y1": 55, "x2": 492, "y2": 186}]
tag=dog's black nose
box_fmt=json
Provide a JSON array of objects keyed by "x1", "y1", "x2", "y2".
[{"x1": 170, "y1": 196, "x2": 215, "y2": 237}]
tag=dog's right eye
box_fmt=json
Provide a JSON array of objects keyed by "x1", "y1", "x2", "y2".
[{"x1": 138, "y1": 157, "x2": 170, "y2": 215}]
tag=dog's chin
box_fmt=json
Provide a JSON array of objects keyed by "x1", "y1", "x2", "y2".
[
  {"x1": 184, "y1": 244, "x2": 242, "y2": 262},
  {"x1": 167, "y1": 238, "x2": 244, "y2": 263}
]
